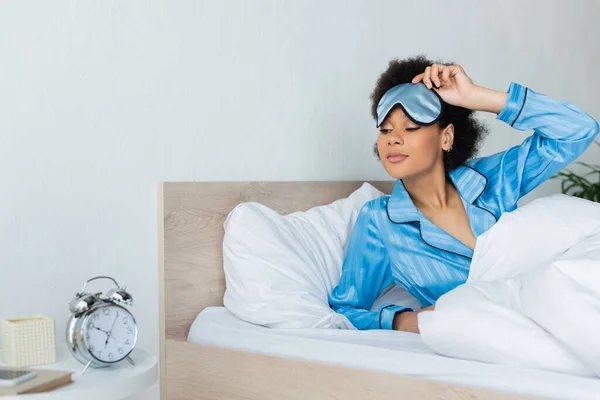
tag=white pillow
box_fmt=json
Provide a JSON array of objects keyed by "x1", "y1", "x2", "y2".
[{"x1": 222, "y1": 182, "x2": 417, "y2": 329}]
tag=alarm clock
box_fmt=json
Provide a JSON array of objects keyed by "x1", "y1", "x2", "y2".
[{"x1": 66, "y1": 276, "x2": 138, "y2": 373}]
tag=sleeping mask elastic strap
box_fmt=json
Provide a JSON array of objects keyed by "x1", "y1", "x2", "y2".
[{"x1": 376, "y1": 82, "x2": 443, "y2": 127}]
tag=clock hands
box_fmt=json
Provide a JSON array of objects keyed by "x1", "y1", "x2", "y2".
[
  {"x1": 95, "y1": 326, "x2": 116, "y2": 340},
  {"x1": 104, "y1": 313, "x2": 119, "y2": 349}
]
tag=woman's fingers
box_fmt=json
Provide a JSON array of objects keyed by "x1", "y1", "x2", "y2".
[
  {"x1": 423, "y1": 66, "x2": 432, "y2": 89},
  {"x1": 442, "y1": 66, "x2": 451, "y2": 85},
  {"x1": 413, "y1": 64, "x2": 456, "y2": 88},
  {"x1": 430, "y1": 64, "x2": 441, "y2": 88},
  {"x1": 411, "y1": 73, "x2": 424, "y2": 84}
]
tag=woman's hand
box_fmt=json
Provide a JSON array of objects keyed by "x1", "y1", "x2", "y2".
[
  {"x1": 392, "y1": 305, "x2": 435, "y2": 334},
  {"x1": 412, "y1": 64, "x2": 476, "y2": 109},
  {"x1": 412, "y1": 64, "x2": 508, "y2": 114}
]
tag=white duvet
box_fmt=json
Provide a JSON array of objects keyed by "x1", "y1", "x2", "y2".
[{"x1": 418, "y1": 194, "x2": 600, "y2": 378}]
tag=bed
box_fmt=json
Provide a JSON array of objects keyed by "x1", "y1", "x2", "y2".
[{"x1": 158, "y1": 181, "x2": 600, "y2": 400}]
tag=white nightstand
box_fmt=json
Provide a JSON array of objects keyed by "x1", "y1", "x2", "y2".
[{"x1": 0, "y1": 345, "x2": 158, "y2": 400}]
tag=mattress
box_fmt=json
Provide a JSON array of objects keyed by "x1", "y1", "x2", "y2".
[{"x1": 188, "y1": 307, "x2": 600, "y2": 400}]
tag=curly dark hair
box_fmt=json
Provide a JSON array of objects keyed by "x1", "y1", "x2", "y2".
[{"x1": 370, "y1": 55, "x2": 489, "y2": 173}]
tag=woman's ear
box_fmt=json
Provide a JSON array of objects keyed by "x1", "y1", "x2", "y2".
[{"x1": 441, "y1": 123, "x2": 455, "y2": 152}]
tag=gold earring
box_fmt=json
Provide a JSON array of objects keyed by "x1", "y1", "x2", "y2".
[{"x1": 445, "y1": 145, "x2": 453, "y2": 153}]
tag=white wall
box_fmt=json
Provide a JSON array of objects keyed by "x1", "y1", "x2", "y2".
[{"x1": 1, "y1": 1, "x2": 599, "y2": 398}]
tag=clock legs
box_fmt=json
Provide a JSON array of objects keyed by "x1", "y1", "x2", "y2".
[
  {"x1": 81, "y1": 359, "x2": 93, "y2": 374},
  {"x1": 78, "y1": 355, "x2": 134, "y2": 374}
]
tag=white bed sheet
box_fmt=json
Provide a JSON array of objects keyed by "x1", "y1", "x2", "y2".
[{"x1": 188, "y1": 307, "x2": 600, "y2": 400}]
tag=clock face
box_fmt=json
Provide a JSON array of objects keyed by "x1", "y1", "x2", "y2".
[{"x1": 83, "y1": 304, "x2": 137, "y2": 363}]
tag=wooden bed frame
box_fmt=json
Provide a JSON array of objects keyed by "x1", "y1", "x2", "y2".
[{"x1": 158, "y1": 181, "x2": 537, "y2": 400}]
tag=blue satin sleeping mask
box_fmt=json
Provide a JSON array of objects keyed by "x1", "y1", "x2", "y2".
[{"x1": 376, "y1": 82, "x2": 444, "y2": 127}]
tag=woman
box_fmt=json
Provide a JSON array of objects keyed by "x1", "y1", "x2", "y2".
[{"x1": 328, "y1": 55, "x2": 599, "y2": 334}]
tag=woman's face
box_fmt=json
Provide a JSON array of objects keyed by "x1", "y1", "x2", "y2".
[{"x1": 377, "y1": 107, "x2": 452, "y2": 180}]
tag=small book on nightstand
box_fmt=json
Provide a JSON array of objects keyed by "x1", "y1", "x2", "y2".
[{"x1": 0, "y1": 368, "x2": 72, "y2": 396}]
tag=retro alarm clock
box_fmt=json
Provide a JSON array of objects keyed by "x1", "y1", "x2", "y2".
[{"x1": 66, "y1": 276, "x2": 138, "y2": 373}]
